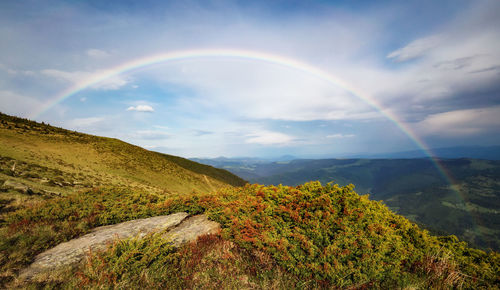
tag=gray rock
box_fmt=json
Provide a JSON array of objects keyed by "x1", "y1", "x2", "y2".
[
  {"x1": 18, "y1": 212, "x2": 220, "y2": 282},
  {"x1": 2, "y1": 180, "x2": 33, "y2": 195},
  {"x1": 163, "y1": 214, "x2": 220, "y2": 246},
  {"x1": 41, "y1": 189, "x2": 61, "y2": 197}
]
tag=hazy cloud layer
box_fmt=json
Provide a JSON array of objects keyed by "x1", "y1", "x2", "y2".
[
  {"x1": 415, "y1": 106, "x2": 500, "y2": 137},
  {"x1": 327, "y1": 134, "x2": 355, "y2": 139},
  {"x1": 245, "y1": 130, "x2": 295, "y2": 146},
  {"x1": 126, "y1": 105, "x2": 154, "y2": 112}
]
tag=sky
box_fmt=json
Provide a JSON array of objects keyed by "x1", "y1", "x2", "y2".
[{"x1": 1, "y1": 0, "x2": 499, "y2": 158}]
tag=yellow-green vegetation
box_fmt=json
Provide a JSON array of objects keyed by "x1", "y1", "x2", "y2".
[
  {"x1": 76, "y1": 232, "x2": 299, "y2": 289},
  {"x1": 2, "y1": 183, "x2": 498, "y2": 288},
  {"x1": 211, "y1": 157, "x2": 500, "y2": 251},
  {"x1": 0, "y1": 112, "x2": 245, "y2": 207}
]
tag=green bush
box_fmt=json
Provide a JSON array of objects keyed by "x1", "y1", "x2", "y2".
[{"x1": 1, "y1": 182, "x2": 498, "y2": 288}]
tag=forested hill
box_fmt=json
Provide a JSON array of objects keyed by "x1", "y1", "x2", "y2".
[{"x1": 193, "y1": 157, "x2": 500, "y2": 251}]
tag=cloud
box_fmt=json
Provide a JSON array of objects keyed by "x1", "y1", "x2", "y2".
[
  {"x1": 326, "y1": 133, "x2": 355, "y2": 139},
  {"x1": 414, "y1": 106, "x2": 500, "y2": 137},
  {"x1": 0, "y1": 90, "x2": 44, "y2": 117},
  {"x1": 41, "y1": 69, "x2": 128, "y2": 90},
  {"x1": 41, "y1": 69, "x2": 86, "y2": 83},
  {"x1": 86, "y1": 48, "x2": 110, "y2": 58},
  {"x1": 133, "y1": 130, "x2": 171, "y2": 140},
  {"x1": 193, "y1": 129, "x2": 213, "y2": 136},
  {"x1": 126, "y1": 105, "x2": 154, "y2": 112},
  {"x1": 469, "y1": 65, "x2": 500, "y2": 74},
  {"x1": 66, "y1": 116, "x2": 106, "y2": 129},
  {"x1": 387, "y1": 36, "x2": 440, "y2": 62},
  {"x1": 245, "y1": 130, "x2": 294, "y2": 145},
  {"x1": 3, "y1": 68, "x2": 35, "y2": 76},
  {"x1": 152, "y1": 60, "x2": 377, "y2": 122},
  {"x1": 371, "y1": 3, "x2": 500, "y2": 122}
]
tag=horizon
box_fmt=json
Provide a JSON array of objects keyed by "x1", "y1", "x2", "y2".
[
  {"x1": 1, "y1": 0, "x2": 500, "y2": 158},
  {"x1": 188, "y1": 144, "x2": 500, "y2": 160}
]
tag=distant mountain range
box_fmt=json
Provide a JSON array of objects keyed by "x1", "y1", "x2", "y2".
[
  {"x1": 348, "y1": 146, "x2": 500, "y2": 160},
  {"x1": 194, "y1": 145, "x2": 500, "y2": 162},
  {"x1": 192, "y1": 156, "x2": 500, "y2": 251}
]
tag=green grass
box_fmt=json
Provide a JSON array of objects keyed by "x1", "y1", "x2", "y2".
[{"x1": 74, "y1": 232, "x2": 300, "y2": 289}]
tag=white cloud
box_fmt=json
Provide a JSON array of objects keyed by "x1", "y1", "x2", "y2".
[
  {"x1": 86, "y1": 48, "x2": 110, "y2": 58},
  {"x1": 0, "y1": 90, "x2": 43, "y2": 117},
  {"x1": 126, "y1": 105, "x2": 154, "y2": 112},
  {"x1": 152, "y1": 60, "x2": 377, "y2": 122},
  {"x1": 41, "y1": 69, "x2": 128, "y2": 90},
  {"x1": 3, "y1": 68, "x2": 35, "y2": 76},
  {"x1": 414, "y1": 106, "x2": 500, "y2": 137},
  {"x1": 142, "y1": 145, "x2": 158, "y2": 149},
  {"x1": 133, "y1": 130, "x2": 170, "y2": 140},
  {"x1": 326, "y1": 133, "x2": 355, "y2": 139},
  {"x1": 245, "y1": 130, "x2": 294, "y2": 145},
  {"x1": 66, "y1": 116, "x2": 106, "y2": 129},
  {"x1": 387, "y1": 36, "x2": 440, "y2": 62},
  {"x1": 41, "y1": 69, "x2": 85, "y2": 83}
]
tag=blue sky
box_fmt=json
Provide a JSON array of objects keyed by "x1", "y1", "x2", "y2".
[{"x1": 1, "y1": 0, "x2": 500, "y2": 158}]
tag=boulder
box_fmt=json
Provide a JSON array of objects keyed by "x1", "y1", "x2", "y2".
[
  {"x1": 18, "y1": 212, "x2": 220, "y2": 281},
  {"x1": 163, "y1": 214, "x2": 220, "y2": 245},
  {"x1": 2, "y1": 180, "x2": 33, "y2": 195}
]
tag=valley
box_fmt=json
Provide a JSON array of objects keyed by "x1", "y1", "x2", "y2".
[{"x1": 193, "y1": 157, "x2": 500, "y2": 251}]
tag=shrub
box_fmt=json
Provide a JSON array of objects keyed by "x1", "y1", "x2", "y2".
[{"x1": 1, "y1": 182, "x2": 498, "y2": 288}]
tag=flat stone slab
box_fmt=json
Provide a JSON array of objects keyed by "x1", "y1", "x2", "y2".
[
  {"x1": 163, "y1": 214, "x2": 220, "y2": 245},
  {"x1": 2, "y1": 179, "x2": 33, "y2": 194},
  {"x1": 19, "y1": 212, "x2": 194, "y2": 281}
]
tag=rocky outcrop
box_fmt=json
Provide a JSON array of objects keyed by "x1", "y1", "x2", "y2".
[
  {"x1": 18, "y1": 212, "x2": 220, "y2": 281},
  {"x1": 2, "y1": 180, "x2": 33, "y2": 195},
  {"x1": 163, "y1": 214, "x2": 221, "y2": 245}
]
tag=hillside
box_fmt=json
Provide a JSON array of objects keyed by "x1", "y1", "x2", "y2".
[
  {"x1": 0, "y1": 112, "x2": 245, "y2": 199},
  {"x1": 193, "y1": 157, "x2": 500, "y2": 251}
]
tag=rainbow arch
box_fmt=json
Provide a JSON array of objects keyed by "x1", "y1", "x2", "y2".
[{"x1": 32, "y1": 48, "x2": 457, "y2": 185}]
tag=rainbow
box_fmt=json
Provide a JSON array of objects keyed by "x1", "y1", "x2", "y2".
[
  {"x1": 32, "y1": 48, "x2": 459, "y2": 188},
  {"x1": 29, "y1": 48, "x2": 486, "y2": 238}
]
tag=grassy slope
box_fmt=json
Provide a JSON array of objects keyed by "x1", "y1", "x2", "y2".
[{"x1": 0, "y1": 112, "x2": 245, "y2": 199}]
